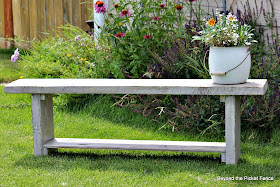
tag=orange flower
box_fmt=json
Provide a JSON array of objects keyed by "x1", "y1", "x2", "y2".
[
  {"x1": 208, "y1": 18, "x2": 216, "y2": 26},
  {"x1": 96, "y1": 1, "x2": 104, "y2": 7}
]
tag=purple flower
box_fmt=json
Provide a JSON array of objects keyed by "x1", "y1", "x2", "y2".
[
  {"x1": 95, "y1": 1, "x2": 107, "y2": 14},
  {"x1": 11, "y1": 48, "x2": 19, "y2": 62},
  {"x1": 75, "y1": 35, "x2": 81, "y2": 42}
]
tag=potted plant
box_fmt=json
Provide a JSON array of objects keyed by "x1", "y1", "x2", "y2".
[{"x1": 193, "y1": 11, "x2": 257, "y2": 84}]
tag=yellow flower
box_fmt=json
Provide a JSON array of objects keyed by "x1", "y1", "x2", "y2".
[
  {"x1": 108, "y1": 34, "x2": 111, "y2": 36},
  {"x1": 85, "y1": 61, "x2": 89, "y2": 63},
  {"x1": 207, "y1": 18, "x2": 216, "y2": 26},
  {"x1": 67, "y1": 54, "x2": 71, "y2": 57},
  {"x1": 19, "y1": 76, "x2": 24, "y2": 79},
  {"x1": 118, "y1": 23, "x2": 123, "y2": 26}
]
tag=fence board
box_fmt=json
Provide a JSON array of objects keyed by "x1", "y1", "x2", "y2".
[
  {"x1": 55, "y1": 0, "x2": 64, "y2": 29},
  {"x1": 72, "y1": 0, "x2": 82, "y2": 28},
  {"x1": 12, "y1": 0, "x2": 23, "y2": 46},
  {"x1": 46, "y1": 0, "x2": 55, "y2": 35},
  {"x1": 37, "y1": 0, "x2": 46, "y2": 40},
  {"x1": 21, "y1": 0, "x2": 30, "y2": 42},
  {"x1": 29, "y1": 0, "x2": 37, "y2": 40},
  {"x1": 66, "y1": 0, "x2": 73, "y2": 24},
  {"x1": 0, "y1": 0, "x2": 5, "y2": 48}
]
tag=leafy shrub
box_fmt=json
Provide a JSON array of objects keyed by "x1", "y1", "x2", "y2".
[
  {"x1": 102, "y1": 0, "x2": 192, "y2": 78},
  {"x1": 19, "y1": 24, "x2": 110, "y2": 79},
  {"x1": 113, "y1": 2, "x2": 279, "y2": 140}
]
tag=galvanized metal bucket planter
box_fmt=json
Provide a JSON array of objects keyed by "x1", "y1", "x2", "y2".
[{"x1": 208, "y1": 46, "x2": 251, "y2": 85}]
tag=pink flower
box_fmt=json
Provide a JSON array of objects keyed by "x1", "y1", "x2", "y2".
[
  {"x1": 153, "y1": 16, "x2": 161, "y2": 20},
  {"x1": 75, "y1": 35, "x2": 81, "y2": 42},
  {"x1": 11, "y1": 48, "x2": 19, "y2": 62},
  {"x1": 160, "y1": 4, "x2": 166, "y2": 8},
  {"x1": 95, "y1": 1, "x2": 106, "y2": 13},
  {"x1": 143, "y1": 34, "x2": 151, "y2": 39},
  {"x1": 120, "y1": 9, "x2": 131, "y2": 17},
  {"x1": 115, "y1": 33, "x2": 125, "y2": 38},
  {"x1": 187, "y1": 0, "x2": 197, "y2": 2}
]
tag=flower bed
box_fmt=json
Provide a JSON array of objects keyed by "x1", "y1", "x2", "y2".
[{"x1": 12, "y1": 0, "x2": 279, "y2": 139}]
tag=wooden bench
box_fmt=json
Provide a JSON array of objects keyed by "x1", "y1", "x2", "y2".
[{"x1": 4, "y1": 79, "x2": 268, "y2": 164}]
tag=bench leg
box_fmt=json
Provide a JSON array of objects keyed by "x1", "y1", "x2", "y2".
[
  {"x1": 31, "y1": 94, "x2": 54, "y2": 156},
  {"x1": 225, "y1": 96, "x2": 241, "y2": 164}
]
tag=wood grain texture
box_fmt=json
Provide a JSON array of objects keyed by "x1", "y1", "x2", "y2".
[
  {"x1": 46, "y1": 0, "x2": 55, "y2": 35},
  {"x1": 12, "y1": 0, "x2": 23, "y2": 46},
  {"x1": 72, "y1": 0, "x2": 81, "y2": 28},
  {"x1": 31, "y1": 94, "x2": 54, "y2": 156},
  {"x1": 4, "y1": 0, "x2": 14, "y2": 48},
  {"x1": 37, "y1": 0, "x2": 46, "y2": 40},
  {"x1": 44, "y1": 138, "x2": 226, "y2": 153},
  {"x1": 225, "y1": 96, "x2": 241, "y2": 164},
  {"x1": 55, "y1": 0, "x2": 64, "y2": 29},
  {"x1": 21, "y1": 0, "x2": 30, "y2": 41},
  {"x1": 66, "y1": 0, "x2": 73, "y2": 24},
  {"x1": 0, "y1": 0, "x2": 5, "y2": 48},
  {"x1": 4, "y1": 79, "x2": 268, "y2": 95},
  {"x1": 29, "y1": 0, "x2": 38, "y2": 40}
]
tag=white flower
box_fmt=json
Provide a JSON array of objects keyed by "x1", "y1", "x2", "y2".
[{"x1": 227, "y1": 13, "x2": 238, "y2": 21}]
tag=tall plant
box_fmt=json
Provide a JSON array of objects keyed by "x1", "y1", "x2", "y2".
[{"x1": 101, "y1": 0, "x2": 192, "y2": 78}]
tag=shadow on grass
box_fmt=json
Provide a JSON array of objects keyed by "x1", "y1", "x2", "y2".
[{"x1": 14, "y1": 150, "x2": 279, "y2": 180}]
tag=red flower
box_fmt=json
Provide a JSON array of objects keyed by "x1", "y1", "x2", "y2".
[
  {"x1": 160, "y1": 4, "x2": 166, "y2": 8},
  {"x1": 114, "y1": 4, "x2": 119, "y2": 8},
  {"x1": 143, "y1": 34, "x2": 151, "y2": 39},
  {"x1": 120, "y1": 9, "x2": 131, "y2": 17},
  {"x1": 176, "y1": 5, "x2": 183, "y2": 11},
  {"x1": 115, "y1": 33, "x2": 125, "y2": 38},
  {"x1": 153, "y1": 16, "x2": 161, "y2": 20}
]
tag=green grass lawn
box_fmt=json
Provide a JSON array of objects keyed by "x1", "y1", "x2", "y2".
[
  {"x1": 0, "y1": 49, "x2": 279, "y2": 186},
  {"x1": 0, "y1": 49, "x2": 22, "y2": 83},
  {"x1": 0, "y1": 87, "x2": 279, "y2": 186}
]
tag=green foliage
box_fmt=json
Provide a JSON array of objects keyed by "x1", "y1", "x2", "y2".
[
  {"x1": 102, "y1": 0, "x2": 192, "y2": 78},
  {"x1": 19, "y1": 25, "x2": 110, "y2": 79},
  {"x1": 0, "y1": 49, "x2": 23, "y2": 83}
]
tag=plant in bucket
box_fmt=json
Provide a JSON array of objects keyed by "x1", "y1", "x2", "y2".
[{"x1": 193, "y1": 11, "x2": 257, "y2": 84}]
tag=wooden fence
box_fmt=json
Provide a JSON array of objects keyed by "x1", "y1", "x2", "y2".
[{"x1": 0, "y1": 0, "x2": 93, "y2": 48}]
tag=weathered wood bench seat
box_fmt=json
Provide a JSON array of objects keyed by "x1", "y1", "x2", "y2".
[{"x1": 4, "y1": 79, "x2": 268, "y2": 164}]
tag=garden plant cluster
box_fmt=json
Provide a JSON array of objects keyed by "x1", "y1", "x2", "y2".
[{"x1": 12, "y1": 0, "x2": 279, "y2": 140}]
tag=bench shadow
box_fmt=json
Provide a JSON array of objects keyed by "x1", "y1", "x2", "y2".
[
  {"x1": 14, "y1": 151, "x2": 223, "y2": 173},
  {"x1": 14, "y1": 149, "x2": 280, "y2": 181}
]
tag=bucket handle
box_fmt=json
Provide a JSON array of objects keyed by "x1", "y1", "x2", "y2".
[{"x1": 203, "y1": 49, "x2": 251, "y2": 76}]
